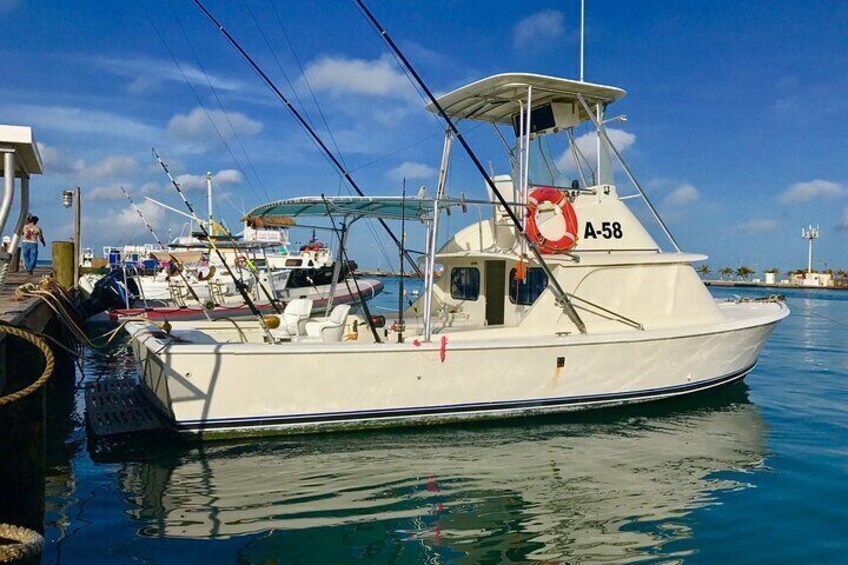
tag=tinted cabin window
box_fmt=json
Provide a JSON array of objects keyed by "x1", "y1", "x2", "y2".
[
  {"x1": 509, "y1": 268, "x2": 548, "y2": 305},
  {"x1": 450, "y1": 267, "x2": 480, "y2": 301}
]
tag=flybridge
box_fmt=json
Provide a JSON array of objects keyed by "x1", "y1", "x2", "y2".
[{"x1": 427, "y1": 73, "x2": 626, "y2": 132}]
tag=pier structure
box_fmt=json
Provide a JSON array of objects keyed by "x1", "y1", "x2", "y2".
[
  {"x1": 0, "y1": 125, "x2": 43, "y2": 287},
  {"x1": 801, "y1": 225, "x2": 819, "y2": 275},
  {"x1": 0, "y1": 126, "x2": 76, "y2": 558}
]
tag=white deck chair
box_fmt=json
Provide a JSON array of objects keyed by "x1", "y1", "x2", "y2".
[
  {"x1": 304, "y1": 304, "x2": 351, "y2": 343},
  {"x1": 281, "y1": 298, "x2": 314, "y2": 336}
]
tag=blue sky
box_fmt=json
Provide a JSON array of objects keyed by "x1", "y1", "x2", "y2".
[{"x1": 1, "y1": 0, "x2": 846, "y2": 273}]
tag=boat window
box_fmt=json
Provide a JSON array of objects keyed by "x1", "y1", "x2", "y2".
[
  {"x1": 285, "y1": 259, "x2": 303, "y2": 267},
  {"x1": 509, "y1": 268, "x2": 548, "y2": 305},
  {"x1": 450, "y1": 267, "x2": 480, "y2": 301}
]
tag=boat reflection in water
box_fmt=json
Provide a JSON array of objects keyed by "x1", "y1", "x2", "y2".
[{"x1": 117, "y1": 385, "x2": 766, "y2": 562}]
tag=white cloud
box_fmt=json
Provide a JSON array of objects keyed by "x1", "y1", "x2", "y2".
[
  {"x1": 167, "y1": 107, "x2": 263, "y2": 143},
  {"x1": 556, "y1": 128, "x2": 636, "y2": 172},
  {"x1": 780, "y1": 179, "x2": 846, "y2": 203},
  {"x1": 115, "y1": 200, "x2": 166, "y2": 231},
  {"x1": 387, "y1": 161, "x2": 436, "y2": 181},
  {"x1": 140, "y1": 181, "x2": 161, "y2": 195},
  {"x1": 303, "y1": 54, "x2": 415, "y2": 101},
  {"x1": 36, "y1": 142, "x2": 72, "y2": 174},
  {"x1": 513, "y1": 10, "x2": 564, "y2": 49},
  {"x1": 87, "y1": 183, "x2": 129, "y2": 202},
  {"x1": 174, "y1": 169, "x2": 244, "y2": 191},
  {"x1": 663, "y1": 184, "x2": 700, "y2": 207},
  {"x1": 736, "y1": 219, "x2": 777, "y2": 234},
  {"x1": 33, "y1": 144, "x2": 138, "y2": 181},
  {"x1": 72, "y1": 155, "x2": 137, "y2": 181},
  {"x1": 90, "y1": 55, "x2": 253, "y2": 95},
  {"x1": 0, "y1": 104, "x2": 159, "y2": 140},
  {"x1": 85, "y1": 199, "x2": 169, "y2": 241}
]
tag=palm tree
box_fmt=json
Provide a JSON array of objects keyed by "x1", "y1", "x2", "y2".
[
  {"x1": 736, "y1": 266, "x2": 754, "y2": 280},
  {"x1": 719, "y1": 267, "x2": 733, "y2": 280},
  {"x1": 696, "y1": 264, "x2": 711, "y2": 277}
]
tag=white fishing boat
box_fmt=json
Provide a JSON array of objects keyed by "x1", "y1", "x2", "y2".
[
  {"x1": 81, "y1": 212, "x2": 382, "y2": 321},
  {"x1": 123, "y1": 73, "x2": 788, "y2": 437}
]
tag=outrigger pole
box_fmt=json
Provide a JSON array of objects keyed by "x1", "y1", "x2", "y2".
[
  {"x1": 119, "y1": 186, "x2": 214, "y2": 322},
  {"x1": 152, "y1": 151, "x2": 283, "y2": 315},
  {"x1": 352, "y1": 0, "x2": 587, "y2": 333},
  {"x1": 152, "y1": 149, "x2": 280, "y2": 330},
  {"x1": 189, "y1": 0, "x2": 423, "y2": 280}
]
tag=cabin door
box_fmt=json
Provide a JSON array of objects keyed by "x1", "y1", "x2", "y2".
[{"x1": 484, "y1": 260, "x2": 506, "y2": 326}]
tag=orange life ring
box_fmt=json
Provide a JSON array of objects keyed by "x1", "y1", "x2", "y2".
[{"x1": 525, "y1": 186, "x2": 578, "y2": 254}]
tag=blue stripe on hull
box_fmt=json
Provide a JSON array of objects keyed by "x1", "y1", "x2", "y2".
[{"x1": 173, "y1": 361, "x2": 758, "y2": 433}]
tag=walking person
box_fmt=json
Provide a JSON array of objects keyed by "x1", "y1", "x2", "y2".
[{"x1": 21, "y1": 215, "x2": 45, "y2": 275}]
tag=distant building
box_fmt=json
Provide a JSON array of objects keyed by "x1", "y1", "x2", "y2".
[{"x1": 790, "y1": 272, "x2": 833, "y2": 287}]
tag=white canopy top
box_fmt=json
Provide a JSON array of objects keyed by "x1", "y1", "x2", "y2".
[
  {"x1": 0, "y1": 125, "x2": 43, "y2": 175},
  {"x1": 427, "y1": 73, "x2": 626, "y2": 124}
]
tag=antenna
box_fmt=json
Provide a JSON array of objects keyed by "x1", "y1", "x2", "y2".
[
  {"x1": 579, "y1": 0, "x2": 585, "y2": 81},
  {"x1": 801, "y1": 224, "x2": 820, "y2": 274}
]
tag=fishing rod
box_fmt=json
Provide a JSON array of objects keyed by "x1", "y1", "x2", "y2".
[
  {"x1": 120, "y1": 186, "x2": 213, "y2": 322},
  {"x1": 152, "y1": 149, "x2": 281, "y2": 330},
  {"x1": 188, "y1": 0, "x2": 423, "y2": 280},
  {"x1": 397, "y1": 181, "x2": 405, "y2": 343},
  {"x1": 351, "y1": 0, "x2": 587, "y2": 334}
]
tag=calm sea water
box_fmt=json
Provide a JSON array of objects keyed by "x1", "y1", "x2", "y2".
[{"x1": 36, "y1": 281, "x2": 848, "y2": 563}]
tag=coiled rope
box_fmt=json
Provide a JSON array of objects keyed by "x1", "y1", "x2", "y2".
[
  {"x1": 0, "y1": 323, "x2": 55, "y2": 407},
  {"x1": 0, "y1": 319, "x2": 53, "y2": 562},
  {"x1": 0, "y1": 522, "x2": 44, "y2": 563}
]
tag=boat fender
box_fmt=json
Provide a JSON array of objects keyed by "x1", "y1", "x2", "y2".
[
  {"x1": 515, "y1": 258, "x2": 527, "y2": 281},
  {"x1": 525, "y1": 186, "x2": 579, "y2": 254},
  {"x1": 439, "y1": 335, "x2": 448, "y2": 363},
  {"x1": 197, "y1": 265, "x2": 217, "y2": 281},
  {"x1": 262, "y1": 315, "x2": 281, "y2": 329}
]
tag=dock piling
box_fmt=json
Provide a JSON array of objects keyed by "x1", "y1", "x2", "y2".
[{"x1": 51, "y1": 241, "x2": 74, "y2": 290}]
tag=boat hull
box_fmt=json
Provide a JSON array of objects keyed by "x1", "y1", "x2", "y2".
[{"x1": 127, "y1": 302, "x2": 786, "y2": 437}]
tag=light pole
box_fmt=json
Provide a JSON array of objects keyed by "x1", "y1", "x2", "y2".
[
  {"x1": 63, "y1": 187, "x2": 81, "y2": 289},
  {"x1": 801, "y1": 225, "x2": 819, "y2": 275}
]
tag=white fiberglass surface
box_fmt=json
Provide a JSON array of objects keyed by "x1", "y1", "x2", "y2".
[{"x1": 535, "y1": 203, "x2": 569, "y2": 241}]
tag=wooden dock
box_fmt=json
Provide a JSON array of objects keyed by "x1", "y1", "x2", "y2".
[
  {"x1": 0, "y1": 266, "x2": 73, "y2": 536},
  {"x1": 0, "y1": 267, "x2": 55, "y2": 326}
]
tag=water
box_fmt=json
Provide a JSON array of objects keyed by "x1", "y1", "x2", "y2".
[{"x1": 32, "y1": 282, "x2": 848, "y2": 563}]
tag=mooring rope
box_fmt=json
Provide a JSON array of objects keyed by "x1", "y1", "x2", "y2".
[{"x1": 0, "y1": 522, "x2": 44, "y2": 562}]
